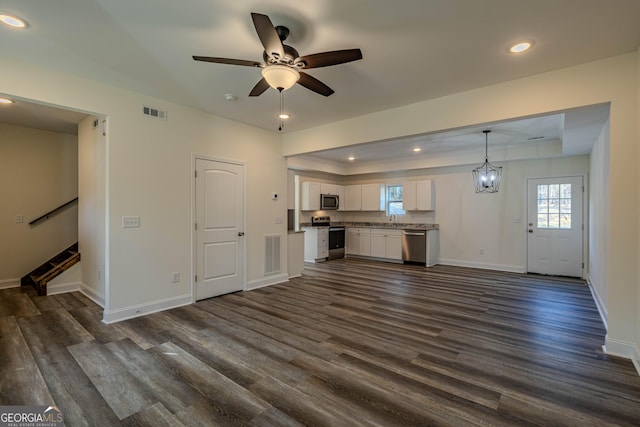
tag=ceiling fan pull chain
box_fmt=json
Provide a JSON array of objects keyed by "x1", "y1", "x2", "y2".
[{"x1": 279, "y1": 88, "x2": 284, "y2": 131}]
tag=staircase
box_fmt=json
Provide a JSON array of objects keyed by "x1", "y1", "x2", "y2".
[{"x1": 21, "y1": 243, "x2": 80, "y2": 296}]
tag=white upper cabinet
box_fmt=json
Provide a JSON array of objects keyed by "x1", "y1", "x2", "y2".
[
  {"x1": 345, "y1": 184, "x2": 385, "y2": 211},
  {"x1": 301, "y1": 181, "x2": 321, "y2": 211},
  {"x1": 320, "y1": 183, "x2": 337, "y2": 194},
  {"x1": 361, "y1": 184, "x2": 385, "y2": 211},
  {"x1": 336, "y1": 185, "x2": 345, "y2": 211},
  {"x1": 344, "y1": 185, "x2": 362, "y2": 211},
  {"x1": 403, "y1": 180, "x2": 435, "y2": 211}
]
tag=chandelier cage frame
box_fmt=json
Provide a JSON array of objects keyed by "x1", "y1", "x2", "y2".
[{"x1": 472, "y1": 130, "x2": 502, "y2": 193}]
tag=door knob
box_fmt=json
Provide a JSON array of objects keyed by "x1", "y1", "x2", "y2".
[
  {"x1": 238, "y1": 231, "x2": 245, "y2": 237},
  {"x1": 528, "y1": 229, "x2": 533, "y2": 233}
]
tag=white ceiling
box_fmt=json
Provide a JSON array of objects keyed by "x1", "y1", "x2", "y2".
[{"x1": 0, "y1": 1, "x2": 633, "y2": 163}]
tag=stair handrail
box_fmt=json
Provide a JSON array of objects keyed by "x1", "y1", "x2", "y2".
[{"x1": 29, "y1": 197, "x2": 79, "y2": 226}]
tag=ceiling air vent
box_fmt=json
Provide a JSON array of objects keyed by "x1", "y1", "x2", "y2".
[{"x1": 142, "y1": 105, "x2": 167, "y2": 120}]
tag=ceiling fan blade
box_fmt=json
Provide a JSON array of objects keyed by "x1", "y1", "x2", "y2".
[
  {"x1": 297, "y1": 72, "x2": 334, "y2": 97},
  {"x1": 297, "y1": 49, "x2": 363, "y2": 69},
  {"x1": 251, "y1": 13, "x2": 284, "y2": 59},
  {"x1": 192, "y1": 56, "x2": 261, "y2": 67},
  {"x1": 249, "y1": 78, "x2": 270, "y2": 97}
]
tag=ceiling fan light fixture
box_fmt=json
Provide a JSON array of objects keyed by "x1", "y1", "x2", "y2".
[
  {"x1": 261, "y1": 64, "x2": 300, "y2": 91},
  {"x1": 278, "y1": 113, "x2": 290, "y2": 119}
]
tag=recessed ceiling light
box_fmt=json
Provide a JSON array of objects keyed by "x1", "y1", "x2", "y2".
[
  {"x1": 278, "y1": 113, "x2": 291, "y2": 119},
  {"x1": 0, "y1": 13, "x2": 28, "y2": 28},
  {"x1": 0, "y1": 98, "x2": 15, "y2": 104},
  {"x1": 413, "y1": 148, "x2": 422, "y2": 152},
  {"x1": 348, "y1": 156, "x2": 355, "y2": 161},
  {"x1": 508, "y1": 40, "x2": 534, "y2": 54}
]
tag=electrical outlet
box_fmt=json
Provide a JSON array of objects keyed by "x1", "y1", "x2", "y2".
[
  {"x1": 172, "y1": 272, "x2": 180, "y2": 283},
  {"x1": 479, "y1": 248, "x2": 485, "y2": 255},
  {"x1": 122, "y1": 216, "x2": 140, "y2": 228},
  {"x1": 15, "y1": 215, "x2": 23, "y2": 223}
]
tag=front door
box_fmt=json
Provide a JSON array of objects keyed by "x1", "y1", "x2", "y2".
[
  {"x1": 526, "y1": 176, "x2": 583, "y2": 277},
  {"x1": 195, "y1": 158, "x2": 244, "y2": 300}
]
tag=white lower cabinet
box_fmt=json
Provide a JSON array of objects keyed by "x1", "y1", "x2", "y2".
[
  {"x1": 358, "y1": 230, "x2": 371, "y2": 256},
  {"x1": 347, "y1": 228, "x2": 401, "y2": 260},
  {"x1": 386, "y1": 232, "x2": 402, "y2": 260},
  {"x1": 303, "y1": 227, "x2": 328, "y2": 262},
  {"x1": 370, "y1": 231, "x2": 386, "y2": 258},
  {"x1": 370, "y1": 229, "x2": 402, "y2": 260},
  {"x1": 346, "y1": 228, "x2": 371, "y2": 256}
]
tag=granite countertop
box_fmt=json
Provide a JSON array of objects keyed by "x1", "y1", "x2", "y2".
[{"x1": 301, "y1": 222, "x2": 439, "y2": 230}]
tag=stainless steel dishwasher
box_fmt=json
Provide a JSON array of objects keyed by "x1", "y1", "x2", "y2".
[{"x1": 401, "y1": 229, "x2": 426, "y2": 263}]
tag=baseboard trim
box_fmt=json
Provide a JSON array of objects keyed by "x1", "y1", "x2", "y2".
[
  {"x1": 102, "y1": 294, "x2": 192, "y2": 324},
  {"x1": 0, "y1": 278, "x2": 20, "y2": 289},
  {"x1": 438, "y1": 259, "x2": 525, "y2": 273},
  {"x1": 586, "y1": 276, "x2": 608, "y2": 330},
  {"x1": 80, "y1": 284, "x2": 105, "y2": 308},
  {"x1": 603, "y1": 335, "x2": 640, "y2": 376},
  {"x1": 247, "y1": 273, "x2": 289, "y2": 291},
  {"x1": 47, "y1": 281, "x2": 82, "y2": 295}
]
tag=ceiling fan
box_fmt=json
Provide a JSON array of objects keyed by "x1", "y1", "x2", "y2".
[{"x1": 193, "y1": 12, "x2": 363, "y2": 97}]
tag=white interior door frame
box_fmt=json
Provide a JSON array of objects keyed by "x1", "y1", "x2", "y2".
[
  {"x1": 190, "y1": 153, "x2": 247, "y2": 303},
  {"x1": 524, "y1": 174, "x2": 588, "y2": 278}
]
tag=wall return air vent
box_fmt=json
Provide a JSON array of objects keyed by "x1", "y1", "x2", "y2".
[{"x1": 142, "y1": 105, "x2": 167, "y2": 120}]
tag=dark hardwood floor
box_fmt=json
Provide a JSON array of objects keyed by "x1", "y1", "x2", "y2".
[{"x1": 1, "y1": 259, "x2": 639, "y2": 426}]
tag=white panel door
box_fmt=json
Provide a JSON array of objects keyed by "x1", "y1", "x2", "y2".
[
  {"x1": 195, "y1": 158, "x2": 244, "y2": 300},
  {"x1": 527, "y1": 176, "x2": 583, "y2": 277}
]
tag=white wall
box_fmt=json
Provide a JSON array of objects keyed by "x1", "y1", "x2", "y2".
[
  {"x1": 589, "y1": 120, "x2": 610, "y2": 326},
  {"x1": 285, "y1": 52, "x2": 640, "y2": 367},
  {"x1": 1, "y1": 56, "x2": 287, "y2": 322},
  {"x1": 0, "y1": 123, "x2": 78, "y2": 285},
  {"x1": 78, "y1": 115, "x2": 106, "y2": 305}
]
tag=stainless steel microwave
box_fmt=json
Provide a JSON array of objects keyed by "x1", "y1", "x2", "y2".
[{"x1": 320, "y1": 193, "x2": 339, "y2": 210}]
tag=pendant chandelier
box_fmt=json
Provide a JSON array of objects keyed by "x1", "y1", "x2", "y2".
[{"x1": 472, "y1": 130, "x2": 502, "y2": 193}]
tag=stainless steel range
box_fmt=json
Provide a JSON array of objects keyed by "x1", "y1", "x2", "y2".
[{"x1": 311, "y1": 216, "x2": 345, "y2": 260}]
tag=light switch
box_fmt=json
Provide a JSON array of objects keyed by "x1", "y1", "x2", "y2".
[{"x1": 275, "y1": 216, "x2": 283, "y2": 224}]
